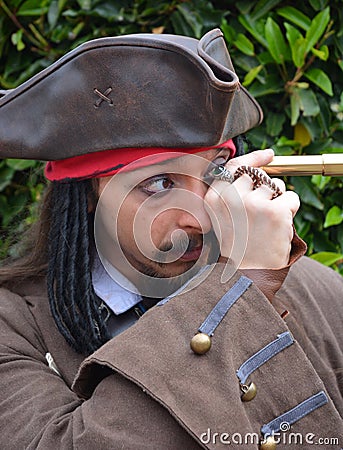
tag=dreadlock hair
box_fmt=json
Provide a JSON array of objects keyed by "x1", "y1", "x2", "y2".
[
  {"x1": 233, "y1": 134, "x2": 252, "y2": 157},
  {"x1": 47, "y1": 180, "x2": 111, "y2": 355}
]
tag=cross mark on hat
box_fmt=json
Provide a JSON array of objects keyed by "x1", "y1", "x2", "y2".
[{"x1": 94, "y1": 87, "x2": 114, "y2": 108}]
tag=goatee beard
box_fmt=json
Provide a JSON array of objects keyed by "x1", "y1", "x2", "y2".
[{"x1": 132, "y1": 230, "x2": 220, "y2": 298}]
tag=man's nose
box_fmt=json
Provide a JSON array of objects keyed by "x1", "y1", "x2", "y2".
[{"x1": 175, "y1": 181, "x2": 212, "y2": 234}]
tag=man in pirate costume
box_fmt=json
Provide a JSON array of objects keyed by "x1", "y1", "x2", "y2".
[{"x1": 0, "y1": 29, "x2": 342, "y2": 449}]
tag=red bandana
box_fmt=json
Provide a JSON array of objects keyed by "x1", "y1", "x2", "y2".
[{"x1": 44, "y1": 139, "x2": 236, "y2": 181}]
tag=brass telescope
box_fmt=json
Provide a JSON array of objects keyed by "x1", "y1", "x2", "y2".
[{"x1": 263, "y1": 154, "x2": 343, "y2": 176}]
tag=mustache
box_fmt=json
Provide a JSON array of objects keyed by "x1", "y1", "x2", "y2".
[
  {"x1": 156, "y1": 229, "x2": 219, "y2": 263},
  {"x1": 159, "y1": 235, "x2": 202, "y2": 254}
]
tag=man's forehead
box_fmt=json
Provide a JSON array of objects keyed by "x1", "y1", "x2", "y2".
[{"x1": 118, "y1": 148, "x2": 228, "y2": 181}]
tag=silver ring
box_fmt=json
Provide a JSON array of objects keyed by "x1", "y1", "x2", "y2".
[{"x1": 210, "y1": 165, "x2": 234, "y2": 183}]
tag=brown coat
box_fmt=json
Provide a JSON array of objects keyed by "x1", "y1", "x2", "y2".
[{"x1": 0, "y1": 257, "x2": 342, "y2": 449}]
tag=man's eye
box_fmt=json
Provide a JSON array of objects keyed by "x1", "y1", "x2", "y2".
[
  {"x1": 203, "y1": 156, "x2": 229, "y2": 184},
  {"x1": 140, "y1": 175, "x2": 174, "y2": 195}
]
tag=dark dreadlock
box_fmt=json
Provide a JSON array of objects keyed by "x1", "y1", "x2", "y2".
[
  {"x1": 233, "y1": 134, "x2": 252, "y2": 157},
  {"x1": 46, "y1": 180, "x2": 111, "y2": 355}
]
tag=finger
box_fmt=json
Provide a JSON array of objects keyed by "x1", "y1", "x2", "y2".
[
  {"x1": 210, "y1": 171, "x2": 254, "y2": 199},
  {"x1": 272, "y1": 190, "x2": 300, "y2": 217},
  {"x1": 226, "y1": 149, "x2": 275, "y2": 171},
  {"x1": 270, "y1": 177, "x2": 286, "y2": 193},
  {"x1": 248, "y1": 183, "x2": 280, "y2": 200},
  {"x1": 239, "y1": 166, "x2": 285, "y2": 191}
]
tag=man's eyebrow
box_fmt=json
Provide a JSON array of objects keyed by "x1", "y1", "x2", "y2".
[
  {"x1": 128, "y1": 148, "x2": 232, "y2": 184},
  {"x1": 151, "y1": 147, "x2": 230, "y2": 169}
]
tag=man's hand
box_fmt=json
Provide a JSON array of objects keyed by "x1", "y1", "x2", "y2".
[{"x1": 205, "y1": 149, "x2": 300, "y2": 269}]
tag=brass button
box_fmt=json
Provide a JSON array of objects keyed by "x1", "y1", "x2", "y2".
[
  {"x1": 190, "y1": 333, "x2": 211, "y2": 355},
  {"x1": 260, "y1": 436, "x2": 277, "y2": 450},
  {"x1": 241, "y1": 382, "x2": 257, "y2": 402}
]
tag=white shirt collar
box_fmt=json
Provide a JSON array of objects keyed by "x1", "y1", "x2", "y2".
[{"x1": 92, "y1": 256, "x2": 142, "y2": 315}]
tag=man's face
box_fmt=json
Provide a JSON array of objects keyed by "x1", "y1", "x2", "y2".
[{"x1": 95, "y1": 148, "x2": 230, "y2": 296}]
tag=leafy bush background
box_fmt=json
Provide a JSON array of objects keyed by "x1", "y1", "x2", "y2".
[{"x1": 0, "y1": 0, "x2": 342, "y2": 274}]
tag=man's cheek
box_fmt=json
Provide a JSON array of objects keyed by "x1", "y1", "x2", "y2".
[{"x1": 133, "y1": 213, "x2": 165, "y2": 257}]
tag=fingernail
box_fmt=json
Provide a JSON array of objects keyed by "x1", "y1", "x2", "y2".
[{"x1": 264, "y1": 148, "x2": 275, "y2": 156}]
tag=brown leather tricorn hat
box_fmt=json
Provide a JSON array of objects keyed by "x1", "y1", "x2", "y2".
[{"x1": 0, "y1": 28, "x2": 263, "y2": 161}]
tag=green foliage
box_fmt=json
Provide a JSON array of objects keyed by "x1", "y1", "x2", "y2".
[
  {"x1": 0, "y1": 0, "x2": 342, "y2": 273},
  {"x1": 0, "y1": 158, "x2": 44, "y2": 258}
]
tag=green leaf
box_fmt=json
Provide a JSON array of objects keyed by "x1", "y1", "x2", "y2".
[
  {"x1": 235, "y1": 1, "x2": 255, "y2": 15},
  {"x1": 250, "y1": 0, "x2": 284, "y2": 21},
  {"x1": 266, "y1": 112, "x2": 286, "y2": 136},
  {"x1": 311, "y1": 45, "x2": 329, "y2": 61},
  {"x1": 285, "y1": 23, "x2": 306, "y2": 68},
  {"x1": 48, "y1": 0, "x2": 60, "y2": 29},
  {"x1": 77, "y1": 0, "x2": 91, "y2": 10},
  {"x1": 298, "y1": 88, "x2": 320, "y2": 117},
  {"x1": 277, "y1": 7, "x2": 311, "y2": 31},
  {"x1": 1, "y1": 193, "x2": 29, "y2": 227},
  {"x1": 238, "y1": 15, "x2": 268, "y2": 48},
  {"x1": 170, "y1": 10, "x2": 194, "y2": 37},
  {"x1": 309, "y1": 0, "x2": 329, "y2": 12},
  {"x1": 294, "y1": 38, "x2": 308, "y2": 68},
  {"x1": 294, "y1": 214, "x2": 311, "y2": 237},
  {"x1": 248, "y1": 74, "x2": 284, "y2": 97},
  {"x1": 290, "y1": 89, "x2": 301, "y2": 125},
  {"x1": 265, "y1": 17, "x2": 291, "y2": 64},
  {"x1": 315, "y1": 94, "x2": 331, "y2": 136},
  {"x1": 313, "y1": 230, "x2": 340, "y2": 253},
  {"x1": 257, "y1": 51, "x2": 276, "y2": 65},
  {"x1": 291, "y1": 176, "x2": 324, "y2": 210},
  {"x1": 310, "y1": 252, "x2": 343, "y2": 266},
  {"x1": 220, "y1": 19, "x2": 236, "y2": 43},
  {"x1": 305, "y1": 7, "x2": 330, "y2": 54},
  {"x1": 276, "y1": 136, "x2": 299, "y2": 147},
  {"x1": 6, "y1": 159, "x2": 37, "y2": 171},
  {"x1": 311, "y1": 175, "x2": 331, "y2": 191},
  {"x1": 11, "y1": 30, "x2": 25, "y2": 51},
  {"x1": 234, "y1": 33, "x2": 255, "y2": 56},
  {"x1": 2, "y1": 58, "x2": 51, "y2": 89},
  {"x1": 17, "y1": 0, "x2": 49, "y2": 16},
  {"x1": 233, "y1": 54, "x2": 258, "y2": 73},
  {"x1": 324, "y1": 206, "x2": 343, "y2": 228},
  {"x1": 89, "y1": 4, "x2": 124, "y2": 22},
  {"x1": 0, "y1": 167, "x2": 14, "y2": 191},
  {"x1": 304, "y1": 68, "x2": 333, "y2": 96},
  {"x1": 61, "y1": 9, "x2": 79, "y2": 18},
  {"x1": 296, "y1": 82, "x2": 309, "y2": 89},
  {"x1": 171, "y1": 4, "x2": 203, "y2": 38},
  {"x1": 174, "y1": 4, "x2": 203, "y2": 38},
  {"x1": 243, "y1": 65, "x2": 263, "y2": 87}
]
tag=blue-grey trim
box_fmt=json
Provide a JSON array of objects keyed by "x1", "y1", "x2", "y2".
[
  {"x1": 261, "y1": 391, "x2": 328, "y2": 437},
  {"x1": 157, "y1": 265, "x2": 212, "y2": 306},
  {"x1": 198, "y1": 276, "x2": 252, "y2": 336},
  {"x1": 236, "y1": 331, "x2": 294, "y2": 385}
]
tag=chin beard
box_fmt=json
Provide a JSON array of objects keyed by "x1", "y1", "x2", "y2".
[{"x1": 130, "y1": 230, "x2": 220, "y2": 298}]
